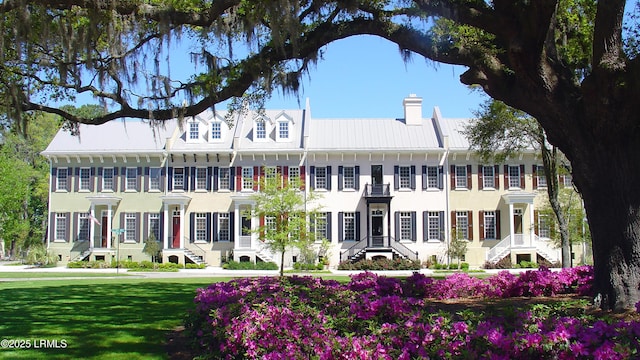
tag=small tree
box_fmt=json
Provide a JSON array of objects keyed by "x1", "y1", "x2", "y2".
[
  {"x1": 250, "y1": 171, "x2": 322, "y2": 276},
  {"x1": 143, "y1": 232, "x2": 161, "y2": 264},
  {"x1": 447, "y1": 227, "x2": 468, "y2": 267}
]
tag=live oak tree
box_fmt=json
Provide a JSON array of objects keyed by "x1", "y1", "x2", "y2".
[
  {"x1": 463, "y1": 98, "x2": 577, "y2": 268},
  {"x1": 2, "y1": 0, "x2": 640, "y2": 310}
]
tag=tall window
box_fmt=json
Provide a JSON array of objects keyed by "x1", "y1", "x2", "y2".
[
  {"x1": 313, "y1": 212, "x2": 328, "y2": 241},
  {"x1": 195, "y1": 167, "x2": 207, "y2": 190},
  {"x1": 219, "y1": 167, "x2": 230, "y2": 190},
  {"x1": 173, "y1": 168, "x2": 184, "y2": 190},
  {"x1": 482, "y1": 166, "x2": 495, "y2": 188},
  {"x1": 343, "y1": 166, "x2": 355, "y2": 189},
  {"x1": 427, "y1": 212, "x2": 441, "y2": 241},
  {"x1": 343, "y1": 212, "x2": 355, "y2": 241},
  {"x1": 189, "y1": 122, "x2": 199, "y2": 140},
  {"x1": 483, "y1": 211, "x2": 497, "y2": 239},
  {"x1": 539, "y1": 214, "x2": 551, "y2": 238},
  {"x1": 102, "y1": 168, "x2": 114, "y2": 191},
  {"x1": 218, "y1": 213, "x2": 230, "y2": 241},
  {"x1": 455, "y1": 166, "x2": 468, "y2": 189},
  {"x1": 148, "y1": 213, "x2": 160, "y2": 241},
  {"x1": 55, "y1": 213, "x2": 67, "y2": 241},
  {"x1": 242, "y1": 167, "x2": 254, "y2": 190},
  {"x1": 315, "y1": 167, "x2": 327, "y2": 190},
  {"x1": 288, "y1": 166, "x2": 300, "y2": 186},
  {"x1": 211, "y1": 122, "x2": 222, "y2": 140},
  {"x1": 149, "y1": 167, "x2": 161, "y2": 191},
  {"x1": 563, "y1": 175, "x2": 573, "y2": 187},
  {"x1": 77, "y1": 213, "x2": 90, "y2": 241},
  {"x1": 508, "y1": 165, "x2": 521, "y2": 189},
  {"x1": 264, "y1": 166, "x2": 277, "y2": 186},
  {"x1": 195, "y1": 213, "x2": 207, "y2": 242},
  {"x1": 536, "y1": 165, "x2": 547, "y2": 188},
  {"x1": 399, "y1": 166, "x2": 411, "y2": 189},
  {"x1": 399, "y1": 212, "x2": 412, "y2": 241},
  {"x1": 456, "y1": 211, "x2": 469, "y2": 240},
  {"x1": 126, "y1": 168, "x2": 137, "y2": 191},
  {"x1": 79, "y1": 168, "x2": 91, "y2": 191},
  {"x1": 278, "y1": 121, "x2": 289, "y2": 139},
  {"x1": 57, "y1": 168, "x2": 68, "y2": 191},
  {"x1": 125, "y1": 213, "x2": 137, "y2": 242},
  {"x1": 256, "y1": 121, "x2": 266, "y2": 139},
  {"x1": 265, "y1": 216, "x2": 276, "y2": 232},
  {"x1": 426, "y1": 166, "x2": 439, "y2": 189}
]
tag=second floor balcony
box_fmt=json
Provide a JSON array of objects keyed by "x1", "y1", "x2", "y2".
[{"x1": 363, "y1": 183, "x2": 392, "y2": 199}]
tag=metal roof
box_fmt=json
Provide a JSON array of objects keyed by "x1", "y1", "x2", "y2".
[{"x1": 42, "y1": 119, "x2": 177, "y2": 155}]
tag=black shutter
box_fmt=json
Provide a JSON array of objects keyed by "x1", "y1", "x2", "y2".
[
  {"x1": 394, "y1": 212, "x2": 400, "y2": 240},
  {"x1": 422, "y1": 166, "x2": 428, "y2": 190},
  {"x1": 394, "y1": 166, "x2": 399, "y2": 190},
  {"x1": 168, "y1": 167, "x2": 174, "y2": 191},
  {"x1": 338, "y1": 212, "x2": 344, "y2": 242},
  {"x1": 422, "y1": 211, "x2": 428, "y2": 242},
  {"x1": 212, "y1": 213, "x2": 219, "y2": 242},
  {"x1": 326, "y1": 166, "x2": 332, "y2": 190},
  {"x1": 212, "y1": 167, "x2": 219, "y2": 191},
  {"x1": 310, "y1": 166, "x2": 316, "y2": 190},
  {"x1": 411, "y1": 211, "x2": 417, "y2": 241},
  {"x1": 355, "y1": 211, "x2": 361, "y2": 240},
  {"x1": 189, "y1": 213, "x2": 195, "y2": 243},
  {"x1": 354, "y1": 166, "x2": 360, "y2": 190},
  {"x1": 229, "y1": 212, "x2": 235, "y2": 242}
]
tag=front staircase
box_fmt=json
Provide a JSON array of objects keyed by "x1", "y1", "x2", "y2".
[
  {"x1": 71, "y1": 249, "x2": 92, "y2": 262},
  {"x1": 184, "y1": 248, "x2": 206, "y2": 265},
  {"x1": 486, "y1": 234, "x2": 560, "y2": 264},
  {"x1": 340, "y1": 236, "x2": 419, "y2": 263}
]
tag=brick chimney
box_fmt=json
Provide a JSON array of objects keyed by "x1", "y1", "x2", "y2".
[{"x1": 403, "y1": 94, "x2": 423, "y2": 125}]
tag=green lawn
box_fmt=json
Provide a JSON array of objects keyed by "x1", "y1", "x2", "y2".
[
  {"x1": 0, "y1": 272, "x2": 130, "y2": 279},
  {"x1": 0, "y1": 277, "x2": 232, "y2": 359}
]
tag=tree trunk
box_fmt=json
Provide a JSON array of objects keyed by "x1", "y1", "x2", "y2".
[
  {"x1": 280, "y1": 250, "x2": 285, "y2": 277},
  {"x1": 574, "y1": 149, "x2": 640, "y2": 311}
]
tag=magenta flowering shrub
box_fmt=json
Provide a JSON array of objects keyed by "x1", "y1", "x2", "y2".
[{"x1": 184, "y1": 266, "x2": 640, "y2": 359}]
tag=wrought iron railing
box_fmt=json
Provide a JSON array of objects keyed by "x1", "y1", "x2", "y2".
[{"x1": 363, "y1": 183, "x2": 391, "y2": 197}]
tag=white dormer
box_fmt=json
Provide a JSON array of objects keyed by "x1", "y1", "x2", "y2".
[
  {"x1": 186, "y1": 117, "x2": 206, "y2": 143},
  {"x1": 253, "y1": 113, "x2": 273, "y2": 142},
  {"x1": 275, "y1": 111, "x2": 294, "y2": 143},
  {"x1": 208, "y1": 113, "x2": 229, "y2": 143}
]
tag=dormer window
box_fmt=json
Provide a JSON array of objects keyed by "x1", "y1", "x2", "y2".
[
  {"x1": 256, "y1": 121, "x2": 266, "y2": 139},
  {"x1": 211, "y1": 122, "x2": 221, "y2": 140},
  {"x1": 189, "y1": 122, "x2": 199, "y2": 140},
  {"x1": 278, "y1": 121, "x2": 289, "y2": 139}
]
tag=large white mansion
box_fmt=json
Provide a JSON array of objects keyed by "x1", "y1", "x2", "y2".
[{"x1": 42, "y1": 95, "x2": 576, "y2": 268}]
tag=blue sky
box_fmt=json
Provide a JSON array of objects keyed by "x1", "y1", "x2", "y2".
[{"x1": 257, "y1": 35, "x2": 487, "y2": 119}]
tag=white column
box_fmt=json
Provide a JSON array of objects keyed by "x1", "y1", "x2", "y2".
[
  {"x1": 89, "y1": 204, "x2": 96, "y2": 250},
  {"x1": 529, "y1": 203, "x2": 535, "y2": 247},
  {"x1": 179, "y1": 204, "x2": 185, "y2": 249},
  {"x1": 107, "y1": 206, "x2": 113, "y2": 248},
  {"x1": 508, "y1": 203, "x2": 515, "y2": 246},
  {"x1": 234, "y1": 203, "x2": 240, "y2": 250},
  {"x1": 163, "y1": 203, "x2": 169, "y2": 250}
]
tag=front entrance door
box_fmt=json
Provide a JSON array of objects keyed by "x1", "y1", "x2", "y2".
[
  {"x1": 513, "y1": 209, "x2": 523, "y2": 234},
  {"x1": 101, "y1": 216, "x2": 108, "y2": 247},
  {"x1": 371, "y1": 209, "x2": 384, "y2": 247},
  {"x1": 172, "y1": 215, "x2": 180, "y2": 248}
]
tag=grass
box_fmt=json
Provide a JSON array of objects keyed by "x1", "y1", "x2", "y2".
[
  {"x1": 0, "y1": 277, "x2": 233, "y2": 359},
  {"x1": 0, "y1": 272, "x2": 130, "y2": 279}
]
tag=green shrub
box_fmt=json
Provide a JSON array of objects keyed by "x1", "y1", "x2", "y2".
[
  {"x1": 448, "y1": 263, "x2": 459, "y2": 270},
  {"x1": 460, "y1": 262, "x2": 470, "y2": 271},
  {"x1": 67, "y1": 261, "x2": 87, "y2": 268},
  {"x1": 185, "y1": 263, "x2": 207, "y2": 269},
  {"x1": 337, "y1": 258, "x2": 421, "y2": 271},
  {"x1": 119, "y1": 260, "x2": 139, "y2": 269},
  {"x1": 138, "y1": 260, "x2": 156, "y2": 269},
  {"x1": 158, "y1": 262, "x2": 182, "y2": 270},
  {"x1": 223, "y1": 260, "x2": 278, "y2": 270},
  {"x1": 255, "y1": 261, "x2": 278, "y2": 270}
]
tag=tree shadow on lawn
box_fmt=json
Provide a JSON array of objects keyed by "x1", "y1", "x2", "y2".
[{"x1": 0, "y1": 281, "x2": 212, "y2": 360}]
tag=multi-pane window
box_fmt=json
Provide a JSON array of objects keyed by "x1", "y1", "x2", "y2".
[
  {"x1": 189, "y1": 122, "x2": 199, "y2": 140},
  {"x1": 211, "y1": 122, "x2": 222, "y2": 140},
  {"x1": 263, "y1": 166, "x2": 277, "y2": 187},
  {"x1": 55, "y1": 213, "x2": 67, "y2": 240},
  {"x1": 315, "y1": 167, "x2": 327, "y2": 189},
  {"x1": 265, "y1": 216, "x2": 276, "y2": 232},
  {"x1": 536, "y1": 165, "x2": 547, "y2": 188},
  {"x1": 427, "y1": 212, "x2": 441, "y2": 241},
  {"x1": 126, "y1": 168, "x2": 137, "y2": 191},
  {"x1": 456, "y1": 211, "x2": 469, "y2": 240},
  {"x1": 242, "y1": 167, "x2": 254, "y2": 190},
  {"x1": 102, "y1": 168, "x2": 114, "y2": 191},
  {"x1": 313, "y1": 212, "x2": 328, "y2": 241},
  {"x1": 455, "y1": 166, "x2": 468, "y2": 188},
  {"x1": 219, "y1": 167, "x2": 230, "y2": 190},
  {"x1": 77, "y1": 212, "x2": 90, "y2": 241},
  {"x1": 399, "y1": 166, "x2": 411, "y2": 189},
  {"x1": 508, "y1": 166, "x2": 521, "y2": 189},
  {"x1": 57, "y1": 168, "x2": 68, "y2": 190},
  {"x1": 288, "y1": 166, "x2": 300, "y2": 186},
  {"x1": 483, "y1": 211, "x2": 497, "y2": 239},
  {"x1": 79, "y1": 168, "x2": 91, "y2": 191},
  {"x1": 256, "y1": 121, "x2": 266, "y2": 139},
  {"x1": 148, "y1": 213, "x2": 160, "y2": 241},
  {"x1": 125, "y1": 213, "x2": 137, "y2": 242},
  {"x1": 218, "y1": 213, "x2": 230, "y2": 242},
  {"x1": 539, "y1": 214, "x2": 551, "y2": 238},
  {"x1": 278, "y1": 121, "x2": 289, "y2": 139},
  {"x1": 483, "y1": 166, "x2": 495, "y2": 188},
  {"x1": 343, "y1": 212, "x2": 355, "y2": 241},
  {"x1": 427, "y1": 166, "x2": 439, "y2": 189},
  {"x1": 149, "y1": 167, "x2": 161, "y2": 191},
  {"x1": 195, "y1": 168, "x2": 207, "y2": 190},
  {"x1": 195, "y1": 213, "x2": 207, "y2": 242},
  {"x1": 343, "y1": 167, "x2": 355, "y2": 189},
  {"x1": 399, "y1": 212, "x2": 412, "y2": 241},
  {"x1": 173, "y1": 168, "x2": 184, "y2": 190},
  {"x1": 563, "y1": 175, "x2": 573, "y2": 187}
]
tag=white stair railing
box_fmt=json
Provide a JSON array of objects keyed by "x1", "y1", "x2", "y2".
[{"x1": 486, "y1": 235, "x2": 512, "y2": 262}]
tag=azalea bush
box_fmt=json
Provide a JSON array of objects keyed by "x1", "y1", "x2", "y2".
[{"x1": 186, "y1": 266, "x2": 640, "y2": 359}]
